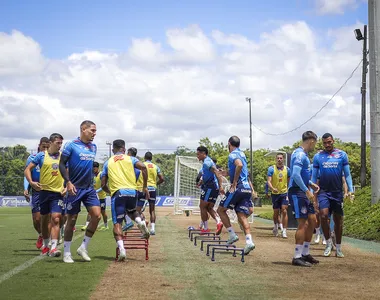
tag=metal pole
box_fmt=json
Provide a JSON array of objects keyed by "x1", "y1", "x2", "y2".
[
  {"x1": 360, "y1": 25, "x2": 368, "y2": 188},
  {"x1": 369, "y1": 0, "x2": 380, "y2": 204},
  {"x1": 246, "y1": 97, "x2": 253, "y2": 180},
  {"x1": 106, "y1": 141, "x2": 112, "y2": 158}
]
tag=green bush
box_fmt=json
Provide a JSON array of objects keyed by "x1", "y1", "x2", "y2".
[
  {"x1": 344, "y1": 187, "x2": 380, "y2": 241},
  {"x1": 257, "y1": 187, "x2": 380, "y2": 241}
]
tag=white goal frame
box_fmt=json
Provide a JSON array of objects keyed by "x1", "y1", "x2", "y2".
[{"x1": 173, "y1": 156, "x2": 254, "y2": 223}]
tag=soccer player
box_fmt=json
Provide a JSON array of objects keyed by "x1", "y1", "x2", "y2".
[
  {"x1": 196, "y1": 146, "x2": 224, "y2": 234},
  {"x1": 23, "y1": 137, "x2": 50, "y2": 249},
  {"x1": 25, "y1": 133, "x2": 65, "y2": 257},
  {"x1": 217, "y1": 136, "x2": 255, "y2": 255},
  {"x1": 288, "y1": 131, "x2": 319, "y2": 267},
  {"x1": 100, "y1": 139, "x2": 150, "y2": 261},
  {"x1": 122, "y1": 147, "x2": 139, "y2": 231},
  {"x1": 311, "y1": 133, "x2": 354, "y2": 258},
  {"x1": 136, "y1": 152, "x2": 164, "y2": 235},
  {"x1": 59, "y1": 120, "x2": 101, "y2": 263},
  {"x1": 267, "y1": 153, "x2": 290, "y2": 238},
  {"x1": 93, "y1": 161, "x2": 108, "y2": 230}
]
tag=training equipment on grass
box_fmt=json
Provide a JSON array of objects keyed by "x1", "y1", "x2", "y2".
[
  {"x1": 210, "y1": 245, "x2": 245, "y2": 263},
  {"x1": 115, "y1": 228, "x2": 149, "y2": 261},
  {"x1": 194, "y1": 234, "x2": 221, "y2": 246}
]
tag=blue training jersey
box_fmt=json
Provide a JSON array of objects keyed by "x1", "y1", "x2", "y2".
[
  {"x1": 312, "y1": 149, "x2": 349, "y2": 192},
  {"x1": 24, "y1": 154, "x2": 41, "y2": 190},
  {"x1": 288, "y1": 147, "x2": 311, "y2": 190},
  {"x1": 228, "y1": 148, "x2": 251, "y2": 189},
  {"x1": 201, "y1": 156, "x2": 219, "y2": 189},
  {"x1": 61, "y1": 138, "x2": 97, "y2": 188}
]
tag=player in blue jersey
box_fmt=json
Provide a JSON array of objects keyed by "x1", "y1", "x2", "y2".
[
  {"x1": 288, "y1": 131, "x2": 320, "y2": 267},
  {"x1": 311, "y1": 133, "x2": 354, "y2": 258},
  {"x1": 196, "y1": 146, "x2": 224, "y2": 235},
  {"x1": 59, "y1": 120, "x2": 101, "y2": 263},
  {"x1": 217, "y1": 136, "x2": 255, "y2": 255},
  {"x1": 23, "y1": 137, "x2": 50, "y2": 249}
]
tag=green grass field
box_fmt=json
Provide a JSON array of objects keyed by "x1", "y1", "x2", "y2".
[{"x1": 0, "y1": 207, "x2": 114, "y2": 300}]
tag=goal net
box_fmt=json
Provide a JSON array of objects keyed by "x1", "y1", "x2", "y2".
[
  {"x1": 173, "y1": 156, "x2": 202, "y2": 215},
  {"x1": 173, "y1": 156, "x2": 254, "y2": 223}
]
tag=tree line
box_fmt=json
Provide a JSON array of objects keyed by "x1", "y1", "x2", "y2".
[{"x1": 0, "y1": 138, "x2": 370, "y2": 196}]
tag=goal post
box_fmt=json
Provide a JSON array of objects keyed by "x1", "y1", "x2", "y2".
[
  {"x1": 173, "y1": 155, "x2": 254, "y2": 223},
  {"x1": 173, "y1": 156, "x2": 202, "y2": 215}
]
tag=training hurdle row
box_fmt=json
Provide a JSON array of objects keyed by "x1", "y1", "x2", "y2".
[
  {"x1": 188, "y1": 228, "x2": 245, "y2": 263},
  {"x1": 115, "y1": 228, "x2": 149, "y2": 261}
]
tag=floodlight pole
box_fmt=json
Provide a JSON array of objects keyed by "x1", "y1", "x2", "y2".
[
  {"x1": 246, "y1": 97, "x2": 253, "y2": 180},
  {"x1": 106, "y1": 141, "x2": 112, "y2": 158},
  {"x1": 359, "y1": 25, "x2": 368, "y2": 188}
]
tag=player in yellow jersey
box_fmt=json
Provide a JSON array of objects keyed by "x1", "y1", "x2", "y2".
[
  {"x1": 101, "y1": 139, "x2": 150, "y2": 261},
  {"x1": 267, "y1": 153, "x2": 290, "y2": 238},
  {"x1": 25, "y1": 133, "x2": 65, "y2": 257},
  {"x1": 136, "y1": 152, "x2": 164, "y2": 235}
]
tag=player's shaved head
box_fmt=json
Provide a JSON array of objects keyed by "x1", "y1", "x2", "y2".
[
  {"x1": 302, "y1": 131, "x2": 317, "y2": 141},
  {"x1": 127, "y1": 147, "x2": 137, "y2": 157},
  {"x1": 228, "y1": 136, "x2": 240, "y2": 148},
  {"x1": 80, "y1": 120, "x2": 96, "y2": 129},
  {"x1": 113, "y1": 139, "x2": 125, "y2": 153},
  {"x1": 144, "y1": 151, "x2": 153, "y2": 161}
]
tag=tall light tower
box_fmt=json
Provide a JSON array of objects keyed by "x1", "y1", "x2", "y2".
[{"x1": 246, "y1": 97, "x2": 253, "y2": 180}]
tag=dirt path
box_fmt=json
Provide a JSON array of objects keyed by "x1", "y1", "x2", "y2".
[{"x1": 91, "y1": 209, "x2": 380, "y2": 300}]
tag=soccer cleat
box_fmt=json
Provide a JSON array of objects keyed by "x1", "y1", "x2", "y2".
[
  {"x1": 137, "y1": 222, "x2": 150, "y2": 240},
  {"x1": 36, "y1": 236, "x2": 43, "y2": 249},
  {"x1": 49, "y1": 248, "x2": 61, "y2": 257},
  {"x1": 314, "y1": 234, "x2": 320, "y2": 244},
  {"x1": 302, "y1": 254, "x2": 319, "y2": 264},
  {"x1": 77, "y1": 246, "x2": 91, "y2": 262},
  {"x1": 63, "y1": 254, "x2": 74, "y2": 263},
  {"x1": 150, "y1": 229, "x2": 156, "y2": 235},
  {"x1": 200, "y1": 228, "x2": 211, "y2": 234},
  {"x1": 336, "y1": 249, "x2": 345, "y2": 258},
  {"x1": 292, "y1": 257, "x2": 312, "y2": 267},
  {"x1": 322, "y1": 236, "x2": 327, "y2": 245},
  {"x1": 324, "y1": 243, "x2": 333, "y2": 257},
  {"x1": 227, "y1": 234, "x2": 239, "y2": 245},
  {"x1": 244, "y1": 243, "x2": 255, "y2": 255},
  {"x1": 273, "y1": 227, "x2": 278, "y2": 237},
  {"x1": 216, "y1": 222, "x2": 223, "y2": 235},
  {"x1": 81, "y1": 225, "x2": 87, "y2": 231},
  {"x1": 118, "y1": 248, "x2": 126, "y2": 261},
  {"x1": 41, "y1": 246, "x2": 50, "y2": 256},
  {"x1": 122, "y1": 222, "x2": 134, "y2": 232},
  {"x1": 282, "y1": 230, "x2": 288, "y2": 239}
]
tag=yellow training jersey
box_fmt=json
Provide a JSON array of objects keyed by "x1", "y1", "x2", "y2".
[
  {"x1": 145, "y1": 161, "x2": 161, "y2": 189},
  {"x1": 40, "y1": 151, "x2": 64, "y2": 193},
  {"x1": 104, "y1": 154, "x2": 138, "y2": 196},
  {"x1": 269, "y1": 165, "x2": 289, "y2": 195},
  {"x1": 93, "y1": 172, "x2": 107, "y2": 199},
  {"x1": 136, "y1": 171, "x2": 143, "y2": 192}
]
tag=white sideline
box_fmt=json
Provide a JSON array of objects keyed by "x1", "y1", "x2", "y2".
[{"x1": 0, "y1": 232, "x2": 85, "y2": 285}]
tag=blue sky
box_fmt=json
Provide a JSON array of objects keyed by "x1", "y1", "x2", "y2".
[{"x1": 0, "y1": 0, "x2": 368, "y2": 58}]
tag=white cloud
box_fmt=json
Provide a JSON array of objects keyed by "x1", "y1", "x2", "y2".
[
  {"x1": 0, "y1": 22, "x2": 366, "y2": 158},
  {"x1": 0, "y1": 30, "x2": 45, "y2": 76},
  {"x1": 315, "y1": 0, "x2": 358, "y2": 15}
]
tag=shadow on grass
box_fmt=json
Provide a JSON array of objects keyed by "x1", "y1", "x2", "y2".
[
  {"x1": 13, "y1": 249, "x2": 40, "y2": 253},
  {"x1": 18, "y1": 238, "x2": 36, "y2": 241}
]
